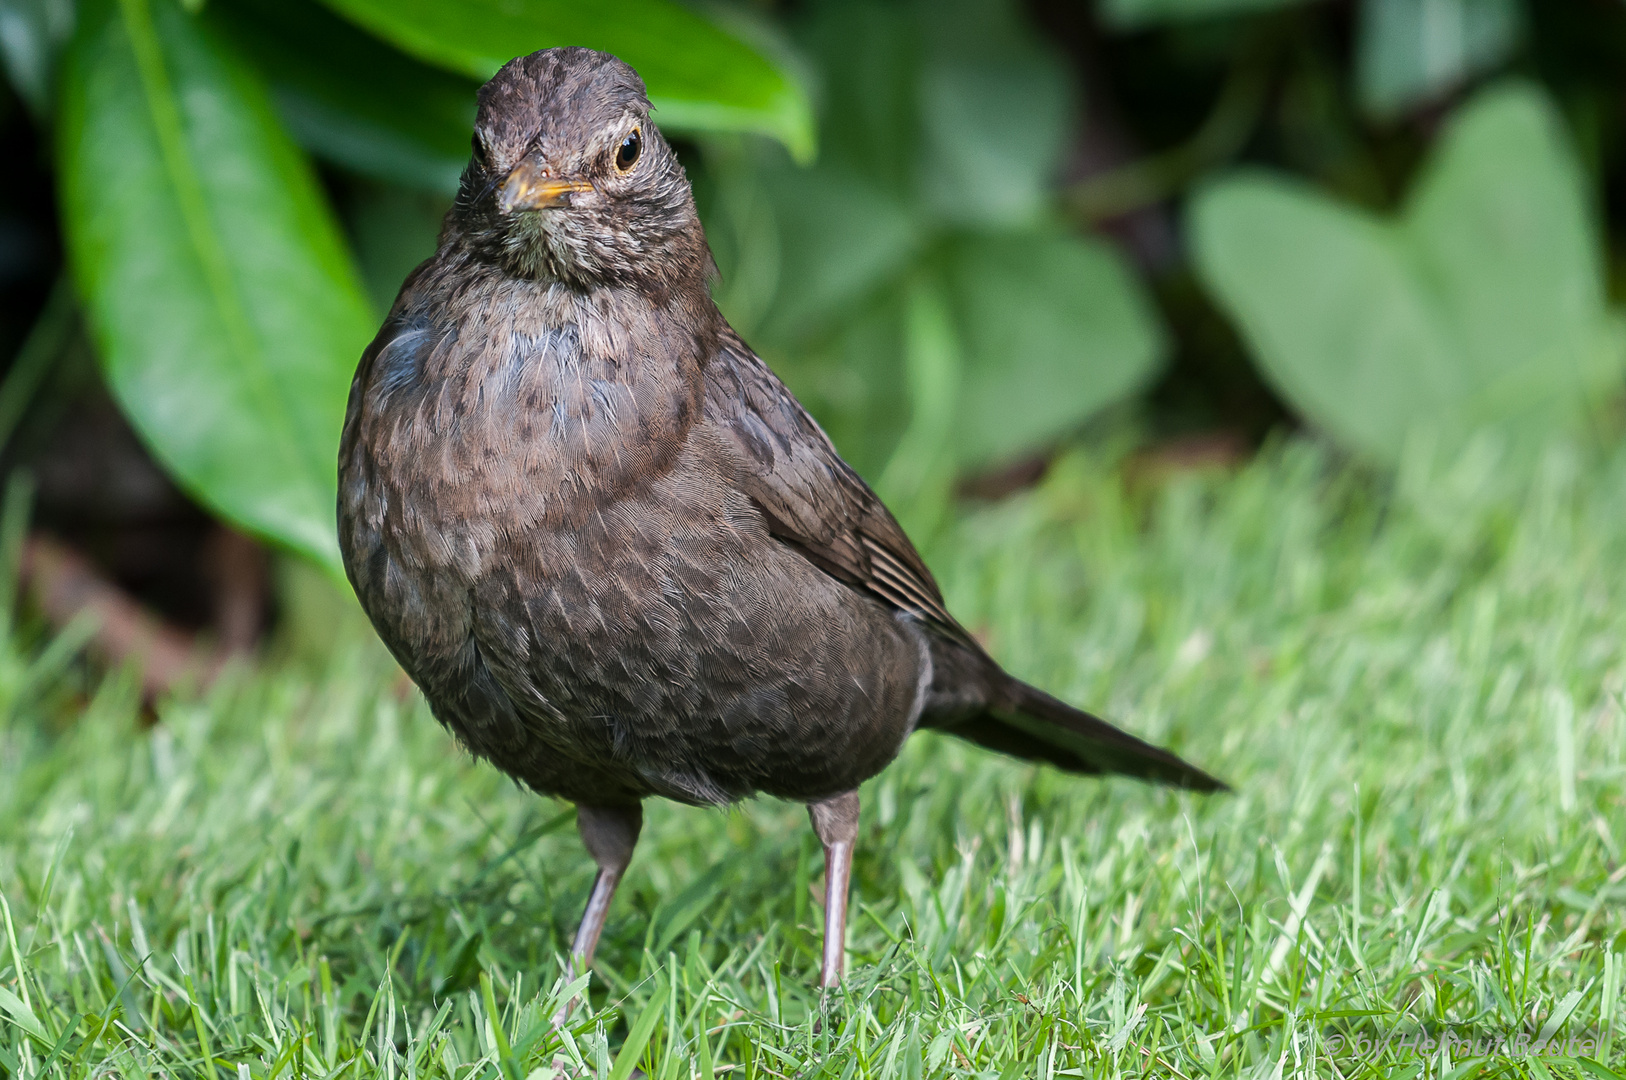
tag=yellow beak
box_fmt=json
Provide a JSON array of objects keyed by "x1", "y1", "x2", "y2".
[{"x1": 499, "y1": 162, "x2": 593, "y2": 212}]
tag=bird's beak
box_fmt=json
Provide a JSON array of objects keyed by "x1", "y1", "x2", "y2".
[{"x1": 498, "y1": 161, "x2": 593, "y2": 213}]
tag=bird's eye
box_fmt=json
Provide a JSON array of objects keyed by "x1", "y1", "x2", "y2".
[{"x1": 615, "y1": 128, "x2": 641, "y2": 172}]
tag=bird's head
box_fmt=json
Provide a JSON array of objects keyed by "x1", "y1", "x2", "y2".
[{"x1": 453, "y1": 48, "x2": 711, "y2": 291}]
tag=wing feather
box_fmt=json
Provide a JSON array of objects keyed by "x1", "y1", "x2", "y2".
[{"x1": 705, "y1": 331, "x2": 978, "y2": 651}]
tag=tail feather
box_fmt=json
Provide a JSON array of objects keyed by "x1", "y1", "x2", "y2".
[{"x1": 946, "y1": 678, "x2": 1227, "y2": 792}]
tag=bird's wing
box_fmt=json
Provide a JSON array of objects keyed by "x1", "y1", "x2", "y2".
[
  {"x1": 703, "y1": 332, "x2": 1229, "y2": 793},
  {"x1": 705, "y1": 330, "x2": 979, "y2": 650}
]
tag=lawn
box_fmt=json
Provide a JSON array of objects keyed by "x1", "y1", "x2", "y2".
[{"x1": 3, "y1": 437, "x2": 1626, "y2": 1079}]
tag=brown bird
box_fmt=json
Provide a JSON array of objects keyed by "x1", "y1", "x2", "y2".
[{"x1": 338, "y1": 47, "x2": 1224, "y2": 993}]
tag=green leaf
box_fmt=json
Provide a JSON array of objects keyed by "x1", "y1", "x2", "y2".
[
  {"x1": 59, "y1": 0, "x2": 375, "y2": 577},
  {"x1": 748, "y1": 229, "x2": 1166, "y2": 485},
  {"x1": 744, "y1": 158, "x2": 923, "y2": 347},
  {"x1": 1098, "y1": 0, "x2": 1312, "y2": 30},
  {"x1": 210, "y1": 0, "x2": 476, "y2": 194},
  {"x1": 942, "y1": 229, "x2": 1166, "y2": 468},
  {"x1": 1191, "y1": 80, "x2": 1623, "y2": 465},
  {"x1": 607, "y1": 976, "x2": 667, "y2": 1080},
  {"x1": 769, "y1": 291, "x2": 911, "y2": 480},
  {"x1": 313, "y1": 0, "x2": 813, "y2": 159},
  {"x1": 800, "y1": 0, "x2": 1069, "y2": 226},
  {"x1": 800, "y1": 0, "x2": 917, "y2": 193},
  {"x1": 1355, "y1": 0, "x2": 1522, "y2": 118},
  {"x1": 0, "y1": 986, "x2": 47, "y2": 1043},
  {"x1": 916, "y1": 0, "x2": 1072, "y2": 227}
]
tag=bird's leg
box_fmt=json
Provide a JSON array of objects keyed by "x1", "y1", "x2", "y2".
[
  {"x1": 554, "y1": 802, "x2": 642, "y2": 1025},
  {"x1": 808, "y1": 790, "x2": 860, "y2": 990},
  {"x1": 570, "y1": 803, "x2": 642, "y2": 967}
]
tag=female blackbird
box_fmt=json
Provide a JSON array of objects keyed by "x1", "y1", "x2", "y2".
[{"x1": 338, "y1": 47, "x2": 1224, "y2": 991}]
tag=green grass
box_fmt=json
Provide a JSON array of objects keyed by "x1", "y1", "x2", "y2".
[{"x1": 5, "y1": 436, "x2": 1626, "y2": 1078}]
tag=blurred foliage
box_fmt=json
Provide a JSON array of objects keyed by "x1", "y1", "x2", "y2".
[
  {"x1": 316, "y1": 0, "x2": 814, "y2": 158},
  {"x1": 60, "y1": 0, "x2": 374, "y2": 576},
  {"x1": 211, "y1": 0, "x2": 479, "y2": 194},
  {"x1": 702, "y1": 0, "x2": 1165, "y2": 530},
  {"x1": 1, "y1": 0, "x2": 813, "y2": 579},
  {"x1": 1354, "y1": 0, "x2": 1523, "y2": 117},
  {"x1": 1100, "y1": 0, "x2": 1311, "y2": 30},
  {"x1": 1192, "y1": 81, "x2": 1624, "y2": 465},
  {"x1": 1, "y1": 0, "x2": 1625, "y2": 583}
]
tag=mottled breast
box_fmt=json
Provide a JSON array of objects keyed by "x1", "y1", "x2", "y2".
[{"x1": 338, "y1": 264, "x2": 927, "y2": 804}]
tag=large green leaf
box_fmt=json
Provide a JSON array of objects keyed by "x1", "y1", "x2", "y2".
[
  {"x1": 942, "y1": 231, "x2": 1166, "y2": 468},
  {"x1": 1355, "y1": 0, "x2": 1522, "y2": 118},
  {"x1": 211, "y1": 0, "x2": 476, "y2": 194},
  {"x1": 314, "y1": 0, "x2": 813, "y2": 159},
  {"x1": 1190, "y1": 81, "x2": 1623, "y2": 464},
  {"x1": 59, "y1": 0, "x2": 374, "y2": 576}
]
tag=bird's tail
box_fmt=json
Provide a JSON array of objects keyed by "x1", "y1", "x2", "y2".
[{"x1": 944, "y1": 677, "x2": 1227, "y2": 792}]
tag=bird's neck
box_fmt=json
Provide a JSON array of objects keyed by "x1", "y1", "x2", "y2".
[{"x1": 447, "y1": 214, "x2": 717, "y2": 301}]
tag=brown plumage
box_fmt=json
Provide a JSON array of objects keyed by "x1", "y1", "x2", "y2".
[{"x1": 337, "y1": 46, "x2": 1225, "y2": 994}]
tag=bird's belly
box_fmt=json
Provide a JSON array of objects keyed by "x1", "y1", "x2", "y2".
[
  {"x1": 480, "y1": 480, "x2": 931, "y2": 803},
  {"x1": 349, "y1": 468, "x2": 929, "y2": 805}
]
